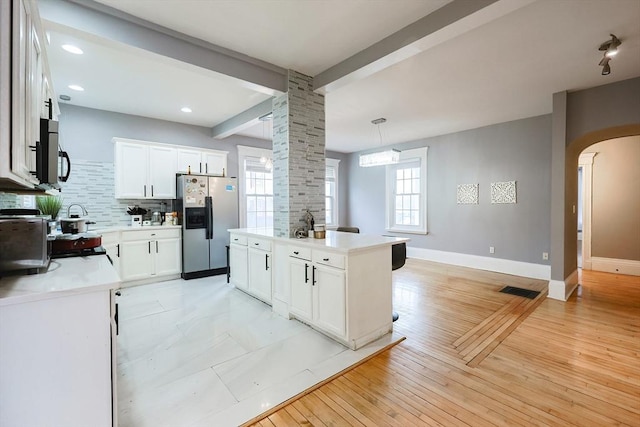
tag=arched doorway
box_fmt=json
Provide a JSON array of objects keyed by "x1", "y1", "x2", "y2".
[{"x1": 560, "y1": 124, "x2": 640, "y2": 297}]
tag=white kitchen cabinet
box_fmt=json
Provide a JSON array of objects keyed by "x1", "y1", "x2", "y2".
[
  {"x1": 177, "y1": 147, "x2": 227, "y2": 176},
  {"x1": 229, "y1": 233, "x2": 248, "y2": 291},
  {"x1": 1, "y1": 0, "x2": 56, "y2": 189},
  {"x1": 0, "y1": 275, "x2": 117, "y2": 427},
  {"x1": 114, "y1": 139, "x2": 177, "y2": 199},
  {"x1": 101, "y1": 230, "x2": 121, "y2": 276},
  {"x1": 247, "y1": 237, "x2": 272, "y2": 303},
  {"x1": 289, "y1": 247, "x2": 346, "y2": 339},
  {"x1": 119, "y1": 228, "x2": 181, "y2": 282}
]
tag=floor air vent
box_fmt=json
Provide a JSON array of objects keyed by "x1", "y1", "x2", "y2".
[{"x1": 499, "y1": 286, "x2": 540, "y2": 299}]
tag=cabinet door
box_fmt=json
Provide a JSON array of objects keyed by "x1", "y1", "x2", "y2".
[
  {"x1": 25, "y1": 19, "x2": 42, "y2": 183},
  {"x1": 115, "y1": 142, "x2": 148, "y2": 199},
  {"x1": 176, "y1": 149, "x2": 202, "y2": 174},
  {"x1": 148, "y1": 145, "x2": 177, "y2": 199},
  {"x1": 289, "y1": 258, "x2": 312, "y2": 322},
  {"x1": 120, "y1": 240, "x2": 153, "y2": 281},
  {"x1": 202, "y1": 151, "x2": 226, "y2": 176},
  {"x1": 313, "y1": 264, "x2": 346, "y2": 339},
  {"x1": 154, "y1": 238, "x2": 181, "y2": 276},
  {"x1": 248, "y1": 248, "x2": 272, "y2": 303},
  {"x1": 103, "y1": 242, "x2": 121, "y2": 277},
  {"x1": 229, "y1": 244, "x2": 248, "y2": 291}
]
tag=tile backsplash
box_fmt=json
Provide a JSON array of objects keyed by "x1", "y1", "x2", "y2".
[{"x1": 0, "y1": 159, "x2": 173, "y2": 229}]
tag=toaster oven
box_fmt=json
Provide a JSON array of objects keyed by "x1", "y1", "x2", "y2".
[{"x1": 0, "y1": 216, "x2": 52, "y2": 274}]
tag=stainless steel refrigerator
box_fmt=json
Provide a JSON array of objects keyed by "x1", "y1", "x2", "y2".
[{"x1": 176, "y1": 174, "x2": 238, "y2": 279}]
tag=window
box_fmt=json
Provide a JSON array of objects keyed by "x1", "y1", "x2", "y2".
[
  {"x1": 325, "y1": 158, "x2": 340, "y2": 227},
  {"x1": 238, "y1": 146, "x2": 273, "y2": 228},
  {"x1": 385, "y1": 147, "x2": 428, "y2": 234}
]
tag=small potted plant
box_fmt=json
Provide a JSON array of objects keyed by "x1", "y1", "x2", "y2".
[{"x1": 36, "y1": 195, "x2": 63, "y2": 220}]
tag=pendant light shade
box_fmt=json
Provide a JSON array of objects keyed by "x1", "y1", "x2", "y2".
[{"x1": 359, "y1": 118, "x2": 400, "y2": 167}]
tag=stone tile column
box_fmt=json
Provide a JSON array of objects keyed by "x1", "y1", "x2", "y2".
[{"x1": 272, "y1": 70, "x2": 325, "y2": 238}]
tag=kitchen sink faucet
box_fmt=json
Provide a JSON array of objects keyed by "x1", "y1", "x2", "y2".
[{"x1": 67, "y1": 204, "x2": 88, "y2": 217}]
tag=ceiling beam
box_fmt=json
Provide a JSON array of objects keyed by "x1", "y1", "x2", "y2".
[
  {"x1": 212, "y1": 98, "x2": 273, "y2": 139},
  {"x1": 314, "y1": 0, "x2": 536, "y2": 94},
  {"x1": 38, "y1": 0, "x2": 287, "y2": 96}
]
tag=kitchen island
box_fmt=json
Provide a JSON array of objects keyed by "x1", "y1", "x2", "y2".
[
  {"x1": 0, "y1": 256, "x2": 120, "y2": 427},
  {"x1": 229, "y1": 229, "x2": 408, "y2": 350}
]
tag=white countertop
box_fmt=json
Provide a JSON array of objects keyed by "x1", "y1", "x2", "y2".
[
  {"x1": 0, "y1": 256, "x2": 121, "y2": 306},
  {"x1": 228, "y1": 228, "x2": 409, "y2": 253}
]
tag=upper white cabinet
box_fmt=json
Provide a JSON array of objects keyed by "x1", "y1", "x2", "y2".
[
  {"x1": 176, "y1": 148, "x2": 227, "y2": 176},
  {"x1": 1, "y1": 0, "x2": 57, "y2": 189},
  {"x1": 114, "y1": 139, "x2": 177, "y2": 199},
  {"x1": 114, "y1": 138, "x2": 228, "y2": 199}
]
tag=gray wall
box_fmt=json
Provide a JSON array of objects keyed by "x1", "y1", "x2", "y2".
[
  {"x1": 347, "y1": 115, "x2": 552, "y2": 265},
  {"x1": 585, "y1": 136, "x2": 640, "y2": 261}
]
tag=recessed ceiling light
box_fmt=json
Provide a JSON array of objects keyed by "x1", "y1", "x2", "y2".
[
  {"x1": 181, "y1": 107, "x2": 192, "y2": 113},
  {"x1": 62, "y1": 44, "x2": 83, "y2": 55},
  {"x1": 68, "y1": 84, "x2": 84, "y2": 91}
]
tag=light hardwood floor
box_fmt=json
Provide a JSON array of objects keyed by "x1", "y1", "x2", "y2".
[{"x1": 247, "y1": 259, "x2": 640, "y2": 426}]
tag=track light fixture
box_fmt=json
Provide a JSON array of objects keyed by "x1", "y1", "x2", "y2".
[{"x1": 598, "y1": 34, "x2": 621, "y2": 75}]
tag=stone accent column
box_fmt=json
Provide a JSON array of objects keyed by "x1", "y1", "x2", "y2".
[{"x1": 272, "y1": 70, "x2": 325, "y2": 238}]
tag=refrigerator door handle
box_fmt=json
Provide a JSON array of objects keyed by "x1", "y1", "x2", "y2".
[{"x1": 205, "y1": 196, "x2": 213, "y2": 240}]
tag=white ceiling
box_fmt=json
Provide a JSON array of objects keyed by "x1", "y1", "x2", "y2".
[{"x1": 42, "y1": 0, "x2": 640, "y2": 153}]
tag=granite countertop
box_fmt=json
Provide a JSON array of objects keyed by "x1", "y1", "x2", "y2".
[
  {"x1": 228, "y1": 228, "x2": 409, "y2": 253},
  {"x1": 0, "y1": 256, "x2": 121, "y2": 306}
]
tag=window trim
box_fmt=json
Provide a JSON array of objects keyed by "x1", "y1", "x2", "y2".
[
  {"x1": 237, "y1": 145, "x2": 273, "y2": 228},
  {"x1": 325, "y1": 158, "x2": 340, "y2": 229},
  {"x1": 385, "y1": 147, "x2": 428, "y2": 234}
]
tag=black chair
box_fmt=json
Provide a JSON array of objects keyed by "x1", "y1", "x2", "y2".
[
  {"x1": 391, "y1": 242, "x2": 406, "y2": 322},
  {"x1": 336, "y1": 226, "x2": 360, "y2": 233}
]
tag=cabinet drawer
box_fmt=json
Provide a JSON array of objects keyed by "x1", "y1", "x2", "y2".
[
  {"x1": 248, "y1": 237, "x2": 271, "y2": 251},
  {"x1": 288, "y1": 245, "x2": 311, "y2": 261},
  {"x1": 230, "y1": 234, "x2": 247, "y2": 246},
  {"x1": 121, "y1": 228, "x2": 181, "y2": 242},
  {"x1": 313, "y1": 250, "x2": 345, "y2": 270},
  {"x1": 100, "y1": 231, "x2": 120, "y2": 245}
]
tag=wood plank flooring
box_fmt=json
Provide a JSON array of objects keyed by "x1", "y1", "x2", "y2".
[{"x1": 247, "y1": 259, "x2": 640, "y2": 426}]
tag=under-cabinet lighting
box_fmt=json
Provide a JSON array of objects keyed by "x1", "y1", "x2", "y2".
[
  {"x1": 359, "y1": 149, "x2": 400, "y2": 167},
  {"x1": 181, "y1": 107, "x2": 192, "y2": 113},
  {"x1": 68, "y1": 84, "x2": 84, "y2": 91}
]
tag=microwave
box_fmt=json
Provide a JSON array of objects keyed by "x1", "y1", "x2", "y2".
[
  {"x1": 36, "y1": 116, "x2": 70, "y2": 189},
  {"x1": 0, "y1": 216, "x2": 51, "y2": 274}
]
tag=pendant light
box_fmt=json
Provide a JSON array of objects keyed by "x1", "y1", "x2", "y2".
[{"x1": 359, "y1": 118, "x2": 400, "y2": 167}]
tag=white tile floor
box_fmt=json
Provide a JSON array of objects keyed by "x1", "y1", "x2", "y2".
[{"x1": 116, "y1": 275, "x2": 403, "y2": 427}]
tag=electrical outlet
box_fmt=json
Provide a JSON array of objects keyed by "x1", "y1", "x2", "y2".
[
  {"x1": 543, "y1": 252, "x2": 549, "y2": 260},
  {"x1": 489, "y1": 246, "x2": 495, "y2": 254}
]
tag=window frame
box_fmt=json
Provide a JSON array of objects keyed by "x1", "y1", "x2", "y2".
[
  {"x1": 325, "y1": 158, "x2": 340, "y2": 229},
  {"x1": 237, "y1": 145, "x2": 274, "y2": 228},
  {"x1": 385, "y1": 147, "x2": 428, "y2": 234}
]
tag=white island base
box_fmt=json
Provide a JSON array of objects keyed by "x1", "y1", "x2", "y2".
[{"x1": 229, "y1": 229, "x2": 408, "y2": 350}]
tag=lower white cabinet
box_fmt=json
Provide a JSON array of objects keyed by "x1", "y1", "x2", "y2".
[
  {"x1": 248, "y1": 244, "x2": 272, "y2": 303},
  {"x1": 103, "y1": 228, "x2": 181, "y2": 283},
  {"x1": 0, "y1": 287, "x2": 116, "y2": 427},
  {"x1": 289, "y1": 250, "x2": 346, "y2": 339},
  {"x1": 229, "y1": 242, "x2": 248, "y2": 291}
]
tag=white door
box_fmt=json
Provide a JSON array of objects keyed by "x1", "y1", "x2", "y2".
[
  {"x1": 289, "y1": 258, "x2": 312, "y2": 322},
  {"x1": 26, "y1": 20, "x2": 42, "y2": 183},
  {"x1": 248, "y1": 247, "x2": 272, "y2": 303},
  {"x1": 176, "y1": 149, "x2": 202, "y2": 174},
  {"x1": 203, "y1": 151, "x2": 226, "y2": 176},
  {"x1": 120, "y1": 240, "x2": 152, "y2": 281},
  {"x1": 313, "y1": 264, "x2": 346, "y2": 339},
  {"x1": 154, "y1": 238, "x2": 181, "y2": 276},
  {"x1": 229, "y1": 244, "x2": 248, "y2": 291},
  {"x1": 115, "y1": 142, "x2": 148, "y2": 199},
  {"x1": 148, "y1": 145, "x2": 177, "y2": 198}
]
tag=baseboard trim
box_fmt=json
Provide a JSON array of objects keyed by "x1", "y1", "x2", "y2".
[
  {"x1": 548, "y1": 269, "x2": 579, "y2": 301},
  {"x1": 591, "y1": 257, "x2": 640, "y2": 276},
  {"x1": 406, "y1": 247, "x2": 550, "y2": 280}
]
